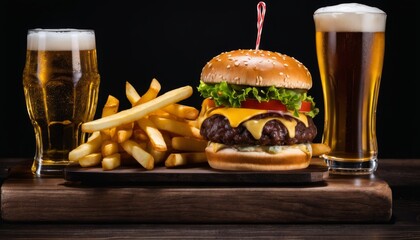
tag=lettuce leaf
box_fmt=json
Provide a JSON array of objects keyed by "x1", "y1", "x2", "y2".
[{"x1": 197, "y1": 80, "x2": 319, "y2": 118}]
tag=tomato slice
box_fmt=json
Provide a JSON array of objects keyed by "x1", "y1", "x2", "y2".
[
  {"x1": 299, "y1": 100, "x2": 312, "y2": 112},
  {"x1": 241, "y1": 99, "x2": 311, "y2": 112},
  {"x1": 241, "y1": 99, "x2": 287, "y2": 111}
]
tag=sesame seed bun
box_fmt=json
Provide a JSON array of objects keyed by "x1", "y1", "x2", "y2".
[{"x1": 200, "y1": 49, "x2": 312, "y2": 89}]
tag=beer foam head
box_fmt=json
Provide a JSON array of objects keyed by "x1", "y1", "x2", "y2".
[
  {"x1": 314, "y1": 3, "x2": 386, "y2": 32},
  {"x1": 27, "y1": 28, "x2": 96, "y2": 51}
]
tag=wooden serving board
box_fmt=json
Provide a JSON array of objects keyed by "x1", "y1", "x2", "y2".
[
  {"x1": 64, "y1": 162, "x2": 328, "y2": 184},
  {"x1": 1, "y1": 159, "x2": 392, "y2": 223},
  {"x1": 0, "y1": 158, "x2": 28, "y2": 180}
]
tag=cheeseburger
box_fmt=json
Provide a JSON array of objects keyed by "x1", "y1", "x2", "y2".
[{"x1": 197, "y1": 49, "x2": 319, "y2": 171}]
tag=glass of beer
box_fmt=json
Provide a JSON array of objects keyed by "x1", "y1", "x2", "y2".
[
  {"x1": 23, "y1": 29, "x2": 100, "y2": 177},
  {"x1": 313, "y1": 3, "x2": 386, "y2": 174}
]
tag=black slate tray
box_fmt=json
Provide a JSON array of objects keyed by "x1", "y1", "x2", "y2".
[{"x1": 64, "y1": 161, "x2": 329, "y2": 185}]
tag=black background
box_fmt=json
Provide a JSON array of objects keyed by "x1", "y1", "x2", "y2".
[{"x1": 1, "y1": 0, "x2": 418, "y2": 159}]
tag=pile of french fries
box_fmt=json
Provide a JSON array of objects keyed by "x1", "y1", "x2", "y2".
[{"x1": 68, "y1": 78, "x2": 210, "y2": 170}]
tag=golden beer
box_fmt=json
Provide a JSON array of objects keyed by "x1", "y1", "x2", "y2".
[
  {"x1": 23, "y1": 29, "x2": 100, "y2": 176},
  {"x1": 314, "y1": 4, "x2": 386, "y2": 174}
]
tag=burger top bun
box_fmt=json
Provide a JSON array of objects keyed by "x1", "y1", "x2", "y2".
[{"x1": 201, "y1": 49, "x2": 312, "y2": 90}]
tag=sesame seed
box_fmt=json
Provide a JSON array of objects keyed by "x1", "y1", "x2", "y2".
[{"x1": 256, "y1": 76, "x2": 263, "y2": 85}]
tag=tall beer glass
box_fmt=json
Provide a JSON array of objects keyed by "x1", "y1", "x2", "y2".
[
  {"x1": 23, "y1": 29, "x2": 100, "y2": 176},
  {"x1": 313, "y1": 3, "x2": 386, "y2": 174}
]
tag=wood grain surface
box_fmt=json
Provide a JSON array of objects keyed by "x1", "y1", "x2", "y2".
[{"x1": 1, "y1": 173, "x2": 392, "y2": 223}]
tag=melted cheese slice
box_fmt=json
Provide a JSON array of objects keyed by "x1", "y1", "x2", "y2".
[
  {"x1": 206, "y1": 107, "x2": 309, "y2": 139},
  {"x1": 208, "y1": 108, "x2": 268, "y2": 127},
  {"x1": 243, "y1": 118, "x2": 298, "y2": 139}
]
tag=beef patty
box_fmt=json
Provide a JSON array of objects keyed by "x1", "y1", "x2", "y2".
[{"x1": 200, "y1": 113, "x2": 317, "y2": 146}]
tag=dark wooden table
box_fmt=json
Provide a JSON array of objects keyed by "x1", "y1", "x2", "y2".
[{"x1": 1, "y1": 158, "x2": 419, "y2": 239}]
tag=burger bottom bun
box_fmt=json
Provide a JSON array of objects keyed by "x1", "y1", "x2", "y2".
[{"x1": 205, "y1": 144, "x2": 311, "y2": 171}]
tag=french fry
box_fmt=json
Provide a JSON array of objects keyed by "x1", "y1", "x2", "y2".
[
  {"x1": 165, "y1": 152, "x2": 207, "y2": 168},
  {"x1": 136, "y1": 140, "x2": 148, "y2": 150},
  {"x1": 311, "y1": 143, "x2": 331, "y2": 156},
  {"x1": 117, "y1": 129, "x2": 133, "y2": 143},
  {"x1": 125, "y1": 81, "x2": 141, "y2": 105},
  {"x1": 134, "y1": 78, "x2": 161, "y2": 105},
  {"x1": 101, "y1": 95, "x2": 120, "y2": 138},
  {"x1": 102, "y1": 153, "x2": 121, "y2": 170},
  {"x1": 101, "y1": 139, "x2": 119, "y2": 157},
  {"x1": 186, "y1": 119, "x2": 199, "y2": 127},
  {"x1": 69, "y1": 131, "x2": 102, "y2": 162},
  {"x1": 115, "y1": 122, "x2": 134, "y2": 143},
  {"x1": 101, "y1": 95, "x2": 119, "y2": 117},
  {"x1": 87, "y1": 131, "x2": 101, "y2": 141},
  {"x1": 146, "y1": 141, "x2": 168, "y2": 164},
  {"x1": 137, "y1": 117, "x2": 167, "y2": 151},
  {"x1": 133, "y1": 128, "x2": 149, "y2": 141},
  {"x1": 149, "y1": 115, "x2": 202, "y2": 139},
  {"x1": 82, "y1": 86, "x2": 193, "y2": 133},
  {"x1": 123, "y1": 138, "x2": 147, "y2": 150},
  {"x1": 171, "y1": 136, "x2": 208, "y2": 152},
  {"x1": 78, "y1": 153, "x2": 102, "y2": 167},
  {"x1": 163, "y1": 103, "x2": 199, "y2": 120},
  {"x1": 120, "y1": 140, "x2": 154, "y2": 170},
  {"x1": 148, "y1": 109, "x2": 176, "y2": 119},
  {"x1": 161, "y1": 130, "x2": 173, "y2": 151}
]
